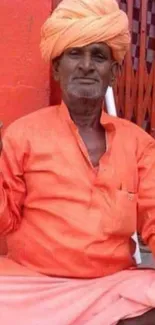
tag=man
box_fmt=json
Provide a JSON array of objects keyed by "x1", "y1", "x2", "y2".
[{"x1": 0, "y1": 0, "x2": 155, "y2": 324}]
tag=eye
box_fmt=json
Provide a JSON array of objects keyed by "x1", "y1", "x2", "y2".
[
  {"x1": 94, "y1": 55, "x2": 106, "y2": 62},
  {"x1": 92, "y1": 51, "x2": 107, "y2": 62},
  {"x1": 67, "y1": 49, "x2": 81, "y2": 58}
]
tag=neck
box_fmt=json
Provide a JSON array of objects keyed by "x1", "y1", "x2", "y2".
[{"x1": 64, "y1": 97, "x2": 103, "y2": 129}]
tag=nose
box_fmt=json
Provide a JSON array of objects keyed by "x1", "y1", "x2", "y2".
[{"x1": 78, "y1": 53, "x2": 94, "y2": 74}]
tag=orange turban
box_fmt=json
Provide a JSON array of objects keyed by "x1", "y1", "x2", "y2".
[{"x1": 40, "y1": 0, "x2": 131, "y2": 63}]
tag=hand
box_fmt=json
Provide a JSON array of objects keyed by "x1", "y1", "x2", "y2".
[
  {"x1": 117, "y1": 308, "x2": 155, "y2": 325},
  {"x1": 0, "y1": 122, "x2": 3, "y2": 156}
]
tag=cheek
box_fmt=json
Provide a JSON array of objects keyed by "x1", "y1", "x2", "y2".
[
  {"x1": 58, "y1": 74, "x2": 69, "y2": 93},
  {"x1": 59, "y1": 60, "x2": 77, "y2": 84},
  {"x1": 97, "y1": 64, "x2": 112, "y2": 83},
  {"x1": 100, "y1": 74, "x2": 111, "y2": 89},
  {"x1": 59, "y1": 69, "x2": 73, "y2": 88}
]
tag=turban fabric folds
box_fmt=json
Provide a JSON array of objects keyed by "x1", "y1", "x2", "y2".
[{"x1": 40, "y1": 0, "x2": 131, "y2": 63}]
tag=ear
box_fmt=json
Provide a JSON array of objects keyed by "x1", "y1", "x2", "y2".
[
  {"x1": 109, "y1": 61, "x2": 119, "y2": 87},
  {"x1": 52, "y1": 58, "x2": 61, "y2": 81}
]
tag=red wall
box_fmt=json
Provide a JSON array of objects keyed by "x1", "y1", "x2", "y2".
[
  {"x1": 0, "y1": 0, "x2": 52, "y2": 254},
  {"x1": 0, "y1": 0, "x2": 51, "y2": 127}
]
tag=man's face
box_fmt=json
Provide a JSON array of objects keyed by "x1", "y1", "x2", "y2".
[{"x1": 53, "y1": 43, "x2": 116, "y2": 102}]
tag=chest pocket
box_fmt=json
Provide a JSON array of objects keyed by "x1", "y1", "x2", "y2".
[{"x1": 112, "y1": 189, "x2": 137, "y2": 236}]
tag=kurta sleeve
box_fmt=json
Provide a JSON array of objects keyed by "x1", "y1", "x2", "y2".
[
  {"x1": 0, "y1": 123, "x2": 26, "y2": 235},
  {"x1": 137, "y1": 135, "x2": 155, "y2": 256}
]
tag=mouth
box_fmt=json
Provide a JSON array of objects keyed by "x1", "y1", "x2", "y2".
[{"x1": 73, "y1": 77, "x2": 98, "y2": 84}]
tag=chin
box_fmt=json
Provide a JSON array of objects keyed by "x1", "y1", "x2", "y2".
[{"x1": 69, "y1": 89, "x2": 102, "y2": 100}]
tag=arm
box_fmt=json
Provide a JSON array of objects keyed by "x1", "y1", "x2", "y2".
[
  {"x1": 0, "y1": 123, "x2": 26, "y2": 235},
  {"x1": 137, "y1": 134, "x2": 155, "y2": 255}
]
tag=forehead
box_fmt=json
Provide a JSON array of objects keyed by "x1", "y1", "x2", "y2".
[{"x1": 66, "y1": 42, "x2": 112, "y2": 57}]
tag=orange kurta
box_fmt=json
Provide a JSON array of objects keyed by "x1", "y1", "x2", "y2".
[{"x1": 0, "y1": 102, "x2": 155, "y2": 278}]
